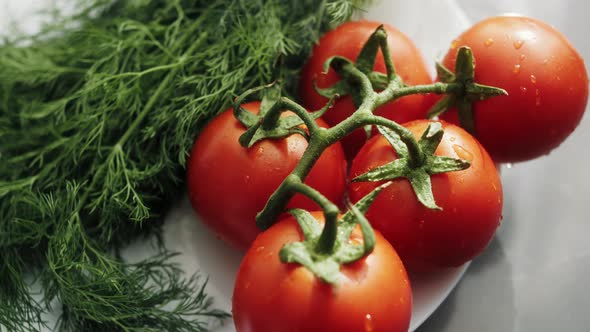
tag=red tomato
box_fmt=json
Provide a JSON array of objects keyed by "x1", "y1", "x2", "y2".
[
  {"x1": 300, "y1": 20, "x2": 433, "y2": 160},
  {"x1": 187, "y1": 102, "x2": 347, "y2": 250},
  {"x1": 232, "y1": 211, "x2": 412, "y2": 332},
  {"x1": 439, "y1": 15, "x2": 588, "y2": 163},
  {"x1": 349, "y1": 120, "x2": 503, "y2": 271}
]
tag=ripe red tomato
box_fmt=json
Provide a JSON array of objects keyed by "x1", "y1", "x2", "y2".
[
  {"x1": 349, "y1": 120, "x2": 502, "y2": 271},
  {"x1": 439, "y1": 15, "x2": 588, "y2": 163},
  {"x1": 300, "y1": 20, "x2": 433, "y2": 160},
  {"x1": 232, "y1": 211, "x2": 412, "y2": 332},
  {"x1": 187, "y1": 102, "x2": 347, "y2": 250}
]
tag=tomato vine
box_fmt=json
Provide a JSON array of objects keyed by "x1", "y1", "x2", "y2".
[{"x1": 232, "y1": 25, "x2": 506, "y2": 280}]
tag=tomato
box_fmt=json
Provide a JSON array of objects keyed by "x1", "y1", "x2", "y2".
[
  {"x1": 300, "y1": 20, "x2": 433, "y2": 160},
  {"x1": 232, "y1": 211, "x2": 412, "y2": 332},
  {"x1": 186, "y1": 102, "x2": 347, "y2": 250},
  {"x1": 439, "y1": 15, "x2": 588, "y2": 163},
  {"x1": 349, "y1": 120, "x2": 502, "y2": 271}
]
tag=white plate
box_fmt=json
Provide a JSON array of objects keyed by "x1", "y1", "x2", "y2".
[{"x1": 158, "y1": 199, "x2": 469, "y2": 332}]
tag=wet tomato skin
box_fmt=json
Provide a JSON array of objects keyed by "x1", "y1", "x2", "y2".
[
  {"x1": 439, "y1": 15, "x2": 588, "y2": 163},
  {"x1": 349, "y1": 120, "x2": 503, "y2": 272},
  {"x1": 232, "y1": 211, "x2": 412, "y2": 332},
  {"x1": 187, "y1": 102, "x2": 347, "y2": 250}
]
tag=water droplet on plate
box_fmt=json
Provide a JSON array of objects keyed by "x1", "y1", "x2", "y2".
[
  {"x1": 505, "y1": 163, "x2": 513, "y2": 169},
  {"x1": 513, "y1": 40, "x2": 524, "y2": 49}
]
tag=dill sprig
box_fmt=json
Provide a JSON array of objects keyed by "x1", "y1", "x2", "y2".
[{"x1": 0, "y1": 0, "x2": 369, "y2": 330}]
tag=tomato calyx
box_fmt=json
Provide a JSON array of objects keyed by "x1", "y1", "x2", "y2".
[
  {"x1": 314, "y1": 25, "x2": 402, "y2": 109},
  {"x1": 233, "y1": 84, "x2": 334, "y2": 147},
  {"x1": 352, "y1": 122, "x2": 470, "y2": 209},
  {"x1": 279, "y1": 183, "x2": 389, "y2": 284},
  {"x1": 426, "y1": 47, "x2": 508, "y2": 134}
]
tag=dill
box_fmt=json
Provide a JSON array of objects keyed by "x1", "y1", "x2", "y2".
[{"x1": 0, "y1": 0, "x2": 369, "y2": 330}]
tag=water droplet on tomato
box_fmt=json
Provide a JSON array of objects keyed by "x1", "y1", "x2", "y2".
[
  {"x1": 364, "y1": 314, "x2": 374, "y2": 332},
  {"x1": 418, "y1": 220, "x2": 425, "y2": 229},
  {"x1": 519, "y1": 86, "x2": 527, "y2": 94},
  {"x1": 513, "y1": 40, "x2": 524, "y2": 49},
  {"x1": 535, "y1": 89, "x2": 540, "y2": 96},
  {"x1": 519, "y1": 54, "x2": 526, "y2": 62},
  {"x1": 450, "y1": 39, "x2": 459, "y2": 49},
  {"x1": 255, "y1": 246, "x2": 265, "y2": 253},
  {"x1": 535, "y1": 96, "x2": 541, "y2": 106},
  {"x1": 484, "y1": 38, "x2": 494, "y2": 47},
  {"x1": 513, "y1": 64, "x2": 521, "y2": 74},
  {"x1": 530, "y1": 74, "x2": 537, "y2": 83},
  {"x1": 556, "y1": 76, "x2": 561, "y2": 81},
  {"x1": 449, "y1": 136, "x2": 456, "y2": 142},
  {"x1": 452, "y1": 145, "x2": 473, "y2": 162},
  {"x1": 543, "y1": 58, "x2": 549, "y2": 64}
]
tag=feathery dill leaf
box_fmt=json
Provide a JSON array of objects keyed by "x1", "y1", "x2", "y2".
[{"x1": 0, "y1": 0, "x2": 369, "y2": 330}]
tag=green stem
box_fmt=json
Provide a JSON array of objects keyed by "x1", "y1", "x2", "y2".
[
  {"x1": 285, "y1": 177, "x2": 339, "y2": 254},
  {"x1": 363, "y1": 115, "x2": 425, "y2": 166},
  {"x1": 256, "y1": 59, "x2": 461, "y2": 229},
  {"x1": 394, "y1": 82, "x2": 462, "y2": 99},
  {"x1": 338, "y1": 61, "x2": 377, "y2": 102},
  {"x1": 256, "y1": 137, "x2": 328, "y2": 230},
  {"x1": 260, "y1": 98, "x2": 321, "y2": 137},
  {"x1": 375, "y1": 27, "x2": 396, "y2": 80}
]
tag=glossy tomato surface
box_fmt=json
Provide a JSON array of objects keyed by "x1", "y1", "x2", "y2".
[
  {"x1": 187, "y1": 102, "x2": 347, "y2": 250},
  {"x1": 232, "y1": 211, "x2": 412, "y2": 332},
  {"x1": 300, "y1": 20, "x2": 433, "y2": 160},
  {"x1": 349, "y1": 120, "x2": 503, "y2": 271},
  {"x1": 439, "y1": 15, "x2": 588, "y2": 163}
]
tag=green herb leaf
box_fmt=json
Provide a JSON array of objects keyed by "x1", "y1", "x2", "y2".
[{"x1": 0, "y1": 0, "x2": 370, "y2": 330}]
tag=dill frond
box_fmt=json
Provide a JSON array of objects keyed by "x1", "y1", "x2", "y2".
[{"x1": 0, "y1": 0, "x2": 370, "y2": 330}]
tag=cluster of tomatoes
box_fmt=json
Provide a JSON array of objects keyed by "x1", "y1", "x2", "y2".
[{"x1": 187, "y1": 16, "x2": 588, "y2": 332}]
